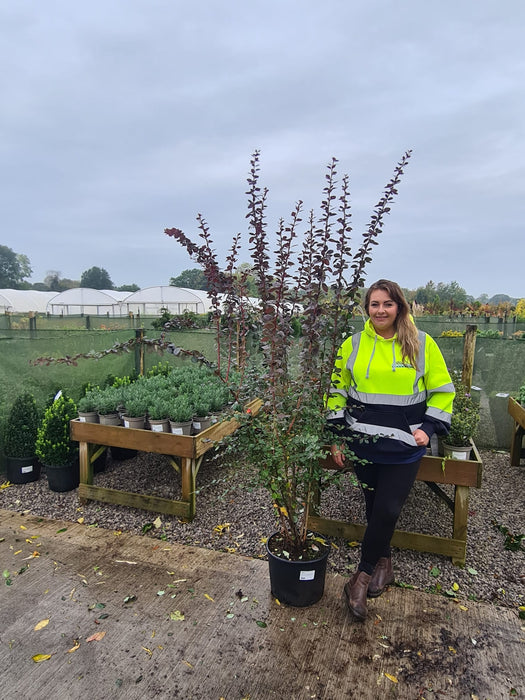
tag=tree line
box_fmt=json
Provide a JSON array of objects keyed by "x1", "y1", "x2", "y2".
[
  {"x1": 0, "y1": 244, "x2": 522, "y2": 317},
  {"x1": 0, "y1": 245, "x2": 138, "y2": 292}
]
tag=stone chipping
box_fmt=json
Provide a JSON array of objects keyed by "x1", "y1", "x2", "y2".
[{"x1": 1, "y1": 448, "x2": 523, "y2": 610}]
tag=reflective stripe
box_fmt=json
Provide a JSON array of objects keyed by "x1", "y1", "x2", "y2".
[
  {"x1": 428, "y1": 382, "x2": 455, "y2": 394},
  {"x1": 426, "y1": 406, "x2": 452, "y2": 424},
  {"x1": 328, "y1": 387, "x2": 349, "y2": 399},
  {"x1": 327, "y1": 410, "x2": 345, "y2": 420},
  {"x1": 347, "y1": 387, "x2": 427, "y2": 407},
  {"x1": 413, "y1": 331, "x2": 426, "y2": 390},
  {"x1": 350, "y1": 420, "x2": 418, "y2": 447},
  {"x1": 346, "y1": 332, "x2": 361, "y2": 384}
]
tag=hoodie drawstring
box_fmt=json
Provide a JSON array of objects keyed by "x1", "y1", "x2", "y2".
[
  {"x1": 366, "y1": 336, "x2": 397, "y2": 378},
  {"x1": 365, "y1": 335, "x2": 377, "y2": 379},
  {"x1": 391, "y1": 339, "x2": 396, "y2": 372}
]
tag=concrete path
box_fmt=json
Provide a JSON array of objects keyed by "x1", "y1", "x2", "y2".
[{"x1": 0, "y1": 509, "x2": 523, "y2": 699}]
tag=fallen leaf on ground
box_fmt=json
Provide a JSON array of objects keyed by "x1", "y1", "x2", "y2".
[
  {"x1": 86, "y1": 631, "x2": 106, "y2": 642},
  {"x1": 66, "y1": 642, "x2": 80, "y2": 653},
  {"x1": 204, "y1": 593, "x2": 215, "y2": 602},
  {"x1": 170, "y1": 610, "x2": 184, "y2": 621},
  {"x1": 384, "y1": 673, "x2": 398, "y2": 683},
  {"x1": 32, "y1": 654, "x2": 52, "y2": 663},
  {"x1": 34, "y1": 619, "x2": 50, "y2": 631}
]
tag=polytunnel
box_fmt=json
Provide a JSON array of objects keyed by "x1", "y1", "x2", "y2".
[
  {"x1": 122, "y1": 286, "x2": 211, "y2": 316},
  {"x1": 0, "y1": 289, "x2": 58, "y2": 313},
  {"x1": 46, "y1": 288, "x2": 129, "y2": 316}
]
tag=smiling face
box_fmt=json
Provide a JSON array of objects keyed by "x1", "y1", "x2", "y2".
[{"x1": 367, "y1": 288, "x2": 399, "y2": 338}]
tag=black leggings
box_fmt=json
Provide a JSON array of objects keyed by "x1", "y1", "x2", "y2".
[{"x1": 353, "y1": 459, "x2": 421, "y2": 575}]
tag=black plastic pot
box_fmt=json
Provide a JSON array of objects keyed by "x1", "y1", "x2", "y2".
[
  {"x1": 45, "y1": 460, "x2": 80, "y2": 493},
  {"x1": 266, "y1": 533, "x2": 329, "y2": 607},
  {"x1": 6, "y1": 456, "x2": 41, "y2": 484}
]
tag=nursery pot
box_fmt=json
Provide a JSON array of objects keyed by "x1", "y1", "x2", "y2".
[
  {"x1": 122, "y1": 415, "x2": 146, "y2": 430},
  {"x1": 266, "y1": 533, "x2": 329, "y2": 607},
  {"x1": 98, "y1": 413, "x2": 122, "y2": 426},
  {"x1": 45, "y1": 459, "x2": 80, "y2": 493},
  {"x1": 6, "y1": 455, "x2": 41, "y2": 485},
  {"x1": 442, "y1": 442, "x2": 472, "y2": 460},
  {"x1": 78, "y1": 411, "x2": 99, "y2": 424},
  {"x1": 169, "y1": 420, "x2": 193, "y2": 436},
  {"x1": 192, "y1": 416, "x2": 212, "y2": 433},
  {"x1": 149, "y1": 418, "x2": 170, "y2": 433}
]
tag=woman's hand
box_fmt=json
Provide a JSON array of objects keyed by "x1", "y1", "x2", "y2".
[
  {"x1": 330, "y1": 444, "x2": 346, "y2": 469},
  {"x1": 412, "y1": 428, "x2": 430, "y2": 447}
]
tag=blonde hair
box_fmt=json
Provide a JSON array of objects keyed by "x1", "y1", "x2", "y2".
[{"x1": 364, "y1": 279, "x2": 419, "y2": 367}]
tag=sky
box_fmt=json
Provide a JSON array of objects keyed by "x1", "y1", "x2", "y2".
[{"x1": 1, "y1": 1, "x2": 524, "y2": 299}]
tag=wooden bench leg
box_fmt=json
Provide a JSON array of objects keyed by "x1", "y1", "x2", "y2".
[
  {"x1": 452, "y1": 485, "x2": 469, "y2": 567},
  {"x1": 181, "y1": 457, "x2": 197, "y2": 521},
  {"x1": 510, "y1": 424, "x2": 524, "y2": 467},
  {"x1": 78, "y1": 441, "x2": 93, "y2": 505}
]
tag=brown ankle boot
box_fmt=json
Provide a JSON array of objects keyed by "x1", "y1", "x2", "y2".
[
  {"x1": 367, "y1": 557, "x2": 394, "y2": 598},
  {"x1": 343, "y1": 571, "x2": 371, "y2": 621}
]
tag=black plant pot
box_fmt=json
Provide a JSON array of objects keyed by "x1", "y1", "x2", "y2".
[
  {"x1": 45, "y1": 460, "x2": 80, "y2": 493},
  {"x1": 266, "y1": 533, "x2": 329, "y2": 607},
  {"x1": 6, "y1": 456, "x2": 41, "y2": 484}
]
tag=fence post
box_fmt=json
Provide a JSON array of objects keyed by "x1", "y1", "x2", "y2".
[
  {"x1": 135, "y1": 328, "x2": 145, "y2": 376},
  {"x1": 461, "y1": 325, "x2": 477, "y2": 391}
]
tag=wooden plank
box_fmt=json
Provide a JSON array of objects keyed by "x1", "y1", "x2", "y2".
[
  {"x1": 71, "y1": 399, "x2": 262, "y2": 459},
  {"x1": 508, "y1": 397, "x2": 525, "y2": 467},
  {"x1": 461, "y1": 324, "x2": 477, "y2": 390},
  {"x1": 508, "y1": 396, "x2": 525, "y2": 429},
  {"x1": 71, "y1": 419, "x2": 196, "y2": 457},
  {"x1": 78, "y1": 442, "x2": 91, "y2": 484},
  {"x1": 77, "y1": 483, "x2": 191, "y2": 518},
  {"x1": 307, "y1": 514, "x2": 467, "y2": 559},
  {"x1": 321, "y1": 448, "x2": 482, "y2": 488},
  {"x1": 452, "y1": 485, "x2": 469, "y2": 566}
]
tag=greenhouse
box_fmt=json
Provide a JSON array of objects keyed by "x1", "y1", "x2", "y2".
[
  {"x1": 0, "y1": 289, "x2": 57, "y2": 313},
  {"x1": 122, "y1": 286, "x2": 211, "y2": 316},
  {"x1": 45, "y1": 288, "x2": 130, "y2": 316}
]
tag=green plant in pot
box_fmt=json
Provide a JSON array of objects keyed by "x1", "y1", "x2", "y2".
[
  {"x1": 121, "y1": 384, "x2": 149, "y2": 428},
  {"x1": 166, "y1": 149, "x2": 412, "y2": 606},
  {"x1": 147, "y1": 395, "x2": 172, "y2": 432},
  {"x1": 4, "y1": 392, "x2": 41, "y2": 484},
  {"x1": 35, "y1": 393, "x2": 80, "y2": 492},
  {"x1": 443, "y1": 370, "x2": 480, "y2": 459},
  {"x1": 77, "y1": 392, "x2": 100, "y2": 423},
  {"x1": 93, "y1": 386, "x2": 122, "y2": 424},
  {"x1": 168, "y1": 396, "x2": 195, "y2": 435}
]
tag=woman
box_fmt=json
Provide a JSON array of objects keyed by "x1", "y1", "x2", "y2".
[{"x1": 326, "y1": 279, "x2": 454, "y2": 621}]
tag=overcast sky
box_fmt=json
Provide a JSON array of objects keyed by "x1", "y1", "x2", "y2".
[{"x1": 2, "y1": 1, "x2": 524, "y2": 298}]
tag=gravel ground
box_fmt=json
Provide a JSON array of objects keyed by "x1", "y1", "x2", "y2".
[{"x1": 1, "y1": 448, "x2": 524, "y2": 610}]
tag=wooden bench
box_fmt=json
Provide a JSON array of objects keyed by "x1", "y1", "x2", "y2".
[
  {"x1": 70, "y1": 399, "x2": 261, "y2": 521},
  {"x1": 307, "y1": 441, "x2": 482, "y2": 567},
  {"x1": 508, "y1": 397, "x2": 525, "y2": 467}
]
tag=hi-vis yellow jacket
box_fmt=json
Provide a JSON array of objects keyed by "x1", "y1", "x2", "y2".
[{"x1": 326, "y1": 319, "x2": 455, "y2": 464}]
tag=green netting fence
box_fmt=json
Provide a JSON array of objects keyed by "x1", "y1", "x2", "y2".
[{"x1": 1, "y1": 321, "x2": 524, "y2": 471}]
